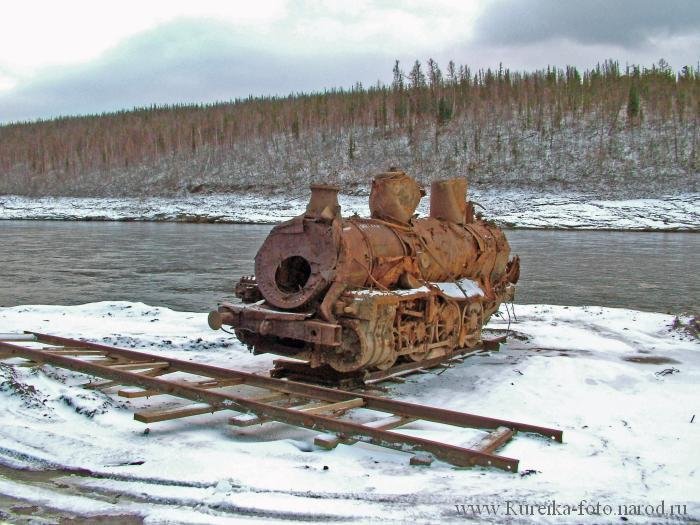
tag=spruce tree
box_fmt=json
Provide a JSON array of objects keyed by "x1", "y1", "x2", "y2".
[{"x1": 627, "y1": 84, "x2": 640, "y2": 123}]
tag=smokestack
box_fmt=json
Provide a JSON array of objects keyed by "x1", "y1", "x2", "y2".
[
  {"x1": 306, "y1": 184, "x2": 341, "y2": 221},
  {"x1": 429, "y1": 178, "x2": 468, "y2": 224}
]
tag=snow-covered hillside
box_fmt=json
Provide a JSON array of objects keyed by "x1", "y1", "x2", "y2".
[{"x1": 0, "y1": 302, "x2": 697, "y2": 523}]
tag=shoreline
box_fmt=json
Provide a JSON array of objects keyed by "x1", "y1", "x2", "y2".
[
  {"x1": 1, "y1": 191, "x2": 698, "y2": 232},
  {"x1": 1, "y1": 215, "x2": 698, "y2": 232}
]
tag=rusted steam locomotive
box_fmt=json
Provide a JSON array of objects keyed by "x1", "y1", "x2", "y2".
[{"x1": 209, "y1": 170, "x2": 520, "y2": 373}]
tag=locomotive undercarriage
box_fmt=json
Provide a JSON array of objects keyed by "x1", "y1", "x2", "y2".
[{"x1": 224, "y1": 282, "x2": 514, "y2": 373}]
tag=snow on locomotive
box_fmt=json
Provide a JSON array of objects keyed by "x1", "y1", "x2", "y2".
[{"x1": 208, "y1": 169, "x2": 520, "y2": 373}]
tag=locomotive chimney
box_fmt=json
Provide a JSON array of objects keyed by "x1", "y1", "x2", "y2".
[
  {"x1": 369, "y1": 169, "x2": 424, "y2": 224},
  {"x1": 306, "y1": 184, "x2": 341, "y2": 221},
  {"x1": 429, "y1": 177, "x2": 468, "y2": 225}
]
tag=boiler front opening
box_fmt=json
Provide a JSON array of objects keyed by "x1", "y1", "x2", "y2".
[{"x1": 275, "y1": 256, "x2": 311, "y2": 293}]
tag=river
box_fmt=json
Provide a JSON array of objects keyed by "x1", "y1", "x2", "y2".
[{"x1": 0, "y1": 221, "x2": 697, "y2": 314}]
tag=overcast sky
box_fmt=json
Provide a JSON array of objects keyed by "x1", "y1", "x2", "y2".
[{"x1": 1, "y1": 0, "x2": 698, "y2": 123}]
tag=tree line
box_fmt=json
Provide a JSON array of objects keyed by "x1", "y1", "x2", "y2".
[{"x1": 0, "y1": 58, "x2": 697, "y2": 195}]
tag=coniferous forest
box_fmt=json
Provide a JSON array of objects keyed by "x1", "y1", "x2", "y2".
[{"x1": 0, "y1": 59, "x2": 697, "y2": 197}]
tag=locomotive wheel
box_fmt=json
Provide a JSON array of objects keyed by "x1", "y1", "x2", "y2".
[
  {"x1": 326, "y1": 321, "x2": 397, "y2": 372},
  {"x1": 374, "y1": 351, "x2": 397, "y2": 370},
  {"x1": 374, "y1": 318, "x2": 398, "y2": 369},
  {"x1": 404, "y1": 321, "x2": 429, "y2": 362},
  {"x1": 409, "y1": 300, "x2": 460, "y2": 361},
  {"x1": 325, "y1": 325, "x2": 368, "y2": 372},
  {"x1": 460, "y1": 301, "x2": 484, "y2": 348}
]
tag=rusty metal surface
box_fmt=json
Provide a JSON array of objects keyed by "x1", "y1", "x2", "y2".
[
  {"x1": 217, "y1": 169, "x2": 520, "y2": 373},
  {"x1": 233, "y1": 276, "x2": 262, "y2": 303},
  {"x1": 212, "y1": 302, "x2": 341, "y2": 347},
  {"x1": 430, "y1": 178, "x2": 468, "y2": 224},
  {"x1": 369, "y1": 169, "x2": 424, "y2": 224},
  {"x1": 254, "y1": 217, "x2": 340, "y2": 310},
  {"x1": 306, "y1": 184, "x2": 342, "y2": 221},
  {"x1": 0, "y1": 332, "x2": 563, "y2": 470}
]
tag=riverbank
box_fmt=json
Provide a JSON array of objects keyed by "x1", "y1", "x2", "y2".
[
  {"x1": 0, "y1": 302, "x2": 698, "y2": 523},
  {"x1": 1, "y1": 191, "x2": 698, "y2": 231}
]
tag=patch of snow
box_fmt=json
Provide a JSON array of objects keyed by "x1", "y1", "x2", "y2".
[
  {"x1": 0, "y1": 302, "x2": 698, "y2": 523},
  {"x1": 349, "y1": 286, "x2": 432, "y2": 298},
  {"x1": 434, "y1": 278, "x2": 484, "y2": 299},
  {"x1": 348, "y1": 279, "x2": 482, "y2": 300}
]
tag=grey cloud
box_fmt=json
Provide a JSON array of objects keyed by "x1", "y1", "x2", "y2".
[
  {"x1": 474, "y1": 0, "x2": 700, "y2": 48},
  {"x1": 0, "y1": 18, "x2": 392, "y2": 123}
]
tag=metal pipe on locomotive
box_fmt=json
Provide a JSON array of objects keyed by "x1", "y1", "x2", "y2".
[{"x1": 209, "y1": 169, "x2": 520, "y2": 373}]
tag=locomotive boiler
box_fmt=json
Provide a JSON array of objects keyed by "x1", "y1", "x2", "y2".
[{"x1": 208, "y1": 170, "x2": 520, "y2": 373}]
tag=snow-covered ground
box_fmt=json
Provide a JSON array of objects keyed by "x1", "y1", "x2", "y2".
[
  {"x1": 1, "y1": 190, "x2": 698, "y2": 231},
  {"x1": 0, "y1": 302, "x2": 697, "y2": 523}
]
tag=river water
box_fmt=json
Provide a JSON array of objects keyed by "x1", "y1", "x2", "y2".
[{"x1": 0, "y1": 221, "x2": 697, "y2": 314}]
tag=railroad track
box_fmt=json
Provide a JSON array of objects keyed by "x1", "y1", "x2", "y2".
[{"x1": 0, "y1": 332, "x2": 562, "y2": 471}]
